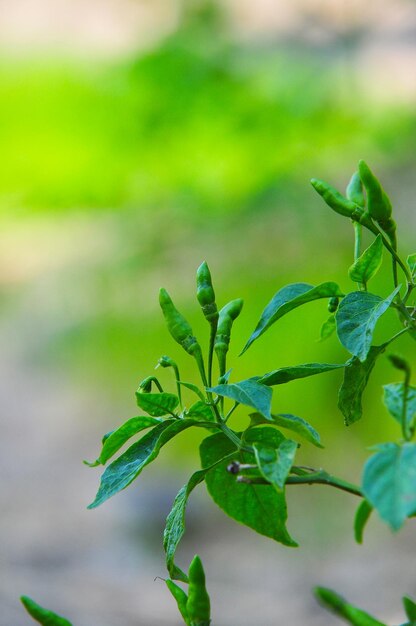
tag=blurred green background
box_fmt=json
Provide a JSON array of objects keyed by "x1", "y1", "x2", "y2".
[{"x1": 1, "y1": 1, "x2": 415, "y2": 624}]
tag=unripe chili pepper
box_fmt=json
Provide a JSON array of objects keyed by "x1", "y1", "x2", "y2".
[
  {"x1": 166, "y1": 579, "x2": 190, "y2": 626},
  {"x1": 186, "y1": 555, "x2": 211, "y2": 626},
  {"x1": 159, "y1": 289, "x2": 201, "y2": 357},
  {"x1": 358, "y1": 160, "x2": 397, "y2": 244},
  {"x1": 346, "y1": 171, "x2": 365, "y2": 208},
  {"x1": 214, "y1": 298, "x2": 243, "y2": 376},
  {"x1": 311, "y1": 178, "x2": 379, "y2": 235},
  {"x1": 196, "y1": 261, "x2": 219, "y2": 327},
  {"x1": 328, "y1": 296, "x2": 339, "y2": 313},
  {"x1": 159, "y1": 288, "x2": 207, "y2": 383}
]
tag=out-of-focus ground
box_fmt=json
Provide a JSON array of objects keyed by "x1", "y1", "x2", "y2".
[{"x1": 1, "y1": 1, "x2": 416, "y2": 624}]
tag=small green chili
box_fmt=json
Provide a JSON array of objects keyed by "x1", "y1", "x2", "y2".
[
  {"x1": 214, "y1": 298, "x2": 243, "y2": 377},
  {"x1": 346, "y1": 171, "x2": 365, "y2": 208},
  {"x1": 186, "y1": 555, "x2": 211, "y2": 626},
  {"x1": 358, "y1": 160, "x2": 397, "y2": 244},
  {"x1": 311, "y1": 178, "x2": 378, "y2": 235},
  {"x1": 196, "y1": 261, "x2": 219, "y2": 327},
  {"x1": 159, "y1": 288, "x2": 206, "y2": 384}
]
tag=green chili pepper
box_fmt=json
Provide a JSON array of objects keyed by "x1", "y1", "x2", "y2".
[
  {"x1": 186, "y1": 555, "x2": 211, "y2": 626},
  {"x1": 166, "y1": 579, "x2": 190, "y2": 626},
  {"x1": 196, "y1": 261, "x2": 219, "y2": 327},
  {"x1": 311, "y1": 178, "x2": 378, "y2": 235},
  {"x1": 214, "y1": 298, "x2": 243, "y2": 376},
  {"x1": 20, "y1": 596, "x2": 73, "y2": 626},
  {"x1": 346, "y1": 171, "x2": 365, "y2": 208},
  {"x1": 159, "y1": 289, "x2": 201, "y2": 357},
  {"x1": 159, "y1": 288, "x2": 206, "y2": 383},
  {"x1": 358, "y1": 160, "x2": 397, "y2": 244},
  {"x1": 328, "y1": 296, "x2": 339, "y2": 313}
]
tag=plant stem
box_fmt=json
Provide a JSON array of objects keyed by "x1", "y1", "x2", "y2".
[
  {"x1": 237, "y1": 469, "x2": 362, "y2": 497},
  {"x1": 224, "y1": 401, "x2": 239, "y2": 423},
  {"x1": 207, "y1": 324, "x2": 216, "y2": 388},
  {"x1": 219, "y1": 422, "x2": 252, "y2": 453},
  {"x1": 374, "y1": 224, "x2": 412, "y2": 283}
]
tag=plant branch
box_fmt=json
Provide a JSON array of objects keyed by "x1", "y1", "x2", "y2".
[{"x1": 237, "y1": 469, "x2": 362, "y2": 497}]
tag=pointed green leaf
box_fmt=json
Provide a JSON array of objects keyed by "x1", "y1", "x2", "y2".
[
  {"x1": 362, "y1": 442, "x2": 416, "y2": 530},
  {"x1": 407, "y1": 253, "x2": 416, "y2": 278},
  {"x1": 165, "y1": 580, "x2": 190, "y2": 625},
  {"x1": 185, "y1": 401, "x2": 214, "y2": 422},
  {"x1": 200, "y1": 430, "x2": 297, "y2": 546},
  {"x1": 253, "y1": 439, "x2": 298, "y2": 491},
  {"x1": 354, "y1": 499, "x2": 373, "y2": 544},
  {"x1": 348, "y1": 235, "x2": 383, "y2": 285},
  {"x1": 403, "y1": 596, "x2": 416, "y2": 621},
  {"x1": 383, "y1": 383, "x2": 416, "y2": 431},
  {"x1": 85, "y1": 416, "x2": 161, "y2": 466},
  {"x1": 20, "y1": 597, "x2": 73, "y2": 626},
  {"x1": 319, "y1": 315, "x2": 336, "y2": 341},
  {"x1": 241, "y1": 282, "x2": 343, "y2": 354},
  {"x1": 338, "y1": 345, "x2": 385, "y2": 425},
  {"x1": 208, "y1": 379, "x2": 272, "y2": 419},
  {"x1": 336, "y1": 288, "x2": 400, "y2": 362},
  {"x1": 259, "y1": 362, "x2": 344, "y2": 386},
  {"x1": 178, "y1": 381, "x2": 206, "y2": 402},
  {"x1": 135, "y1": 390, "x2": 179, "y2": 417},
  {"x1": 249, "y1": 412, "x2": 323, "y2": 448},
  {"x1": 314, "y1": 587, "x2": 386, "y2": 626},
  {"x1": 88, "y1": 419, "x2": 200, "y2": 508},
  {"x1": 164, "y1": 452, "x2": 234, "y2": 582}
]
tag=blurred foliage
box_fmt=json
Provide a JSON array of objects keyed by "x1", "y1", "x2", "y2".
[
  {"x1": 1, "y1": 0, "x2": 415, "y2": 460},
  {"x1": 1, "y1": 0, "x2": 416, "y2": 216}
]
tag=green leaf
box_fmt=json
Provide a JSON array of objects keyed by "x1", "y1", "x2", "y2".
[
  {"x1": 407, "y1": 253, "x2": 416, "y2": 278},
  {"x1": 249, "y1": 412, "x2": 323, "y2": 448},
  {"x1": 165, "y1": 580, "x2": 190, "y2": 626},
  {"x1": 253, "y1": 439, "x2": 298, "y2": 491},
  {"x1": 135, "y1": 390, "x2": 179, "y2": 417},
  {"x1": 85, "y1": 416, "x2": 161, "y2": 466},
  {"x1": 314, "y1": 587, "x2": 387, "y2": 626},
  {"x1": 241, "y1": 281, "x2": 343, "y2": 354},
  {"x1": 354, "y1": 499, "x2": 373, "y2": 544},
  {"x1": 185, "y1": 401, "x2": 214, "y2": 422},
  {"x1": 319, "y1": 315, "x2": 336, "y2": 342},
  {"x1": 403, "y1": 596, "x2": 416, "y2": 621},
  {"x1": 348, "y1": 235, "x2": 383, "y2": 285},
  {"x1": 383, "y1": 383, "x2": 416, "y2": 431},
  {"x1": 88, "y1": 419, "x2": 200, "y2": 508},
  {"x1": 362, "y1": 442, "x2": 416, "y2": 530},
  {"x1": 163, "y1": 453, "x2": 234, "y2": 582},
  {"x1": 208, "y1": 379, "x2": 272, "y2": 419},
  {"x1": 338, "y1": 345, "x2": 385, "y2": 425},
  {"x1": 179, "y1": 381, "x2": 206, "y2": 402},
  {"x1": 259, "y1": 362, "x2": 344, "y2": 386},
  {"x1": 336, "y1": 287, "x2": 399, "y2": 362},
  {"x1": 20, "y1": 597, "x2": 73, "y2": 626},
  {"x1": 200, "y1": 430, "x2": 297, "y2": 546}
]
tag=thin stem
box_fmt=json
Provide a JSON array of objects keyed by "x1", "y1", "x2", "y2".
[
  {"x1": 219, "y1": 422, "x2": 252, "y2": 453},
  {"x1": 353, "y1": 222, "x2": 362, "y2": 262},
  {"x1": 207, "y1": 324, "x2": 216, "y2": 388},
  {"x1": 224, "y1": 401, "x2": 239, "y2": 423},
  {"x1": 374, "y1": 224, "x2": 412, "y2": 283},
  {"x1": 383, "y1": 327, "x2": 410, "y2": 348},
  {"x1": 403, "y1": 282, "x2": 415, "y2": 305},
  {"x1": 237, "y1": 469, "x2": 362, "y2": 498},
  {"x1": 171, "y1": 363, "x2": 182, "y2": 408},
  {"x1": 402, "y1": 366, "x2": 411, "y2": 441},
  {"x1": 353, "y1": 223, "x2": 365, "y2": 291}
]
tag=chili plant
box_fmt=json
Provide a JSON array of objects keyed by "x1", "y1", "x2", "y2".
[{"x1": 21, "y1": 161, "x2": 416, "y2": 625}]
